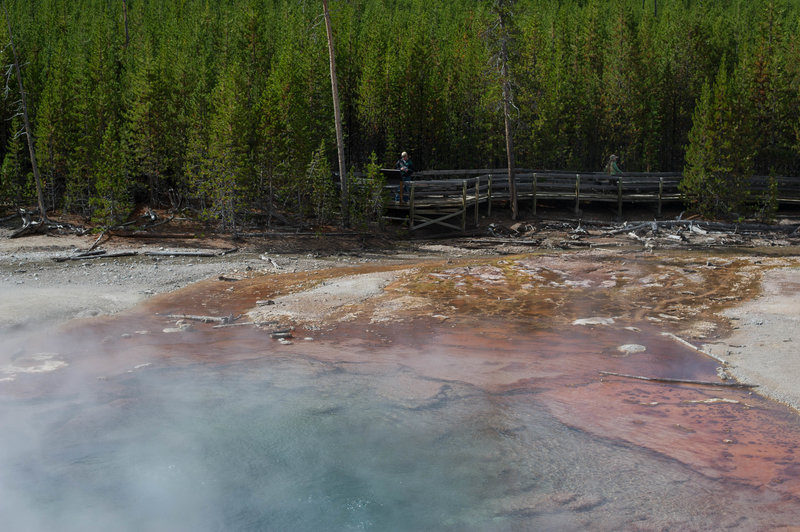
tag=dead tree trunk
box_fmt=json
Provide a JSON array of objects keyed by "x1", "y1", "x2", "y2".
[
  {"x1": 322, "y1": 0, "x2": 349, "y2": 228},
  {"x1": 495, "y1": 1, "x2": 518, "y2": 221},
  {"x1": 500, "y1": 45, "x2": 518, "y2": 221},
  {"x1": 4, "y1": 5, "x2": 47, "y2": 221}
]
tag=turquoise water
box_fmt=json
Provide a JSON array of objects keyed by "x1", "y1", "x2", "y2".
[
  {"x1": 4, "y1": 357, "x2": 523, "y2": 531},
  {"x1": 2, "y1": 335, "x2": 799, "y2": 531}
]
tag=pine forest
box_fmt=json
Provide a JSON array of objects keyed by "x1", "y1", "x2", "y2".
[{"x1": 1, "y1": 0, "x2": 799, "y2": 227}]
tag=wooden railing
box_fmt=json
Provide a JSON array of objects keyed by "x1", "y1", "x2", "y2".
[
  {"x1": 749, "y1": 175, "x2": 800, "y2": 204},
  {"x1": 486, "y1": 172, "x2": 683, "y2": 217},
  {"x1": 379, "y1": 169, "x2": 800, "y2": 232},
  {"x1": 405, "y1": 177, "x2": 490, "y2": 232}
]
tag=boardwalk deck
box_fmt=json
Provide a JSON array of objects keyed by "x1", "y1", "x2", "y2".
[{"x1": 381, "y1": 169, "x2": 800, "y2": 233}]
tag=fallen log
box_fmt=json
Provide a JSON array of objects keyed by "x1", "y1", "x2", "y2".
[
  {"x1": 101, "y1": 251, "x2": 138, "y2": 259},
  {"x1": 605, "y1": 220, "x2": 800, "y2": 236},
  {"x1": 76, "y1": 249, "x2": 107, "y2": 258},
  {"x1": 108, "y1": 231, "x2": 198, "y2": 239},
  {"x1": 50, "y1": 222, "x2": 88, "y2": 236},
  {"x1": 234, "y1": 231, "x2": 370, "y2": 238},
  {"x1": 599, "y1": 371, "x2": 758, "y2": 389},
  {"x1": 51, "y1": 250, "x2": 108, "y2": 262},
  {"x1": 87, "y1": 230, "x2": 108, "y2": 252},
  {"x1": 213, "y1": 320, "x2": 279, "y2": 329},
  {"x1": 52, "y1": 250, "x2": 138, "y2": 262},
  {"x1": 9, "y1": 221, "x2": 46, "y2": 238},
  {"x1": 606, "y1": 221, "x2": 691, "y2": 235},
  {"x1": 0, "y1": 212, "x2": 20, "y2": 223},
  {"x1": 54, "y1": 247, "x2": 236, "y2": 262},
  {"x1": 8, "y1": 215, "x2": 87, "y2": 238},
  {"x1": 142, "y1": 247, "x2": 238, "y2": 257},
  {"x1": 144, "y1": 250, "x2": 218, "y2": 258},
  {"x1": 163, "y1": 313, "x2": 239, "y2": 324},
  {"x1": 463, "y1": 237, "x2": 542, "y2": 246}
]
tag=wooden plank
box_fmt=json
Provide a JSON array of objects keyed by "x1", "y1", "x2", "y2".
[{"x1": 411, "y1": 210, "x2": 466, "y2": 231}]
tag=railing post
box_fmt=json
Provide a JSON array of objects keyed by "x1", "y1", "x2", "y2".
[
  {"x1": 474, "y1": 177, "x2": 480, "y2": 227},
  {"x1": 658, "y1": 177, "x2": 663, "y2": 216},
  {"x1": 532, "y1": 173, "x2": 538, "y2": 215},
  {"x1": 488, "y1": 174, "x2": 493, "y2": 217},
  {"x1": 409, "y1": 182, "x2": 416, "y2": 231},
  {"x1": 461, "y1": 180, "x2": 467, "y2": 232},
  {"x1": 617, "y1": 176, "x2": 623, "y2": 219},
  {"x1": 574, "y1": 174, "x2": 581, "y2": 214}
]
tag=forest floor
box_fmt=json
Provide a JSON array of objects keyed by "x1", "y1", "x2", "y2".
[{"x1": 1, "y1": 204, "x2": 800, "y2": 411}]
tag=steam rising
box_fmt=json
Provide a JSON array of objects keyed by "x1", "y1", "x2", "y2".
[{"x1": 2, "y1": 317, "x2": 798, "y2": 530}]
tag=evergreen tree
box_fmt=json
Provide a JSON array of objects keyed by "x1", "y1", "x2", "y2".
[
  {"x1": 124, "y1": 38, "x2": 163, "y2": 205},
  {"x1": 304, "y1": 140, "x2": 337, "y2": 224},
  {"x1": 518, "y1": 5, "x2": 574, "y2": 169},
  {"x1": 1, "y1": 0, "x2": 800, "y2": 225},
  {"x1": 90, "y1": 123, "x2": 131, "y2": 226},
  {"x1": 34, "y1": 38, "x2": 73, "y2": 210},
  {"x1": 682, "y1": 63, "x2": 754, "y2": 219},
  {"x1": 739, "y1": 0, "x2": 797, "y2": 176},
  {"x1": 600, "y1": 3, "x2": 639, "y2": 168},
  {"x1": 62, "y1": 56, "x2": 95, "y2": 215},
  {"x1": 650, "y1": 2, "x2": 714, "y2": 170},
  {"x1": 349, "y1": 150, "x2": 386, "y2": 228},
  {"x1": 564, "y1": 1, "x2": 605, "y2": 169},
  {"x1": 185, "y1": 63, "x2": 246, "y2": 230},
  {"x1": 0, "y1": 117, "x2": 30, "y2": 206},
  {"x1": 789, "y1": 16, "x2": 800, "y2": 163}
]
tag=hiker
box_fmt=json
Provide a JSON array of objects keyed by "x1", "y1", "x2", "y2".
[
  {"x1": 395, "y1": 151, "x2": 414, "y2": 202},
  {"x1": 606, "y1": 154, "x2": 623, "y2": 176}
]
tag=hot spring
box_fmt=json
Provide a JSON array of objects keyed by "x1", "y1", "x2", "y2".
[{"x1": 2, "y1": 254, "x2": 799, "y2": 531}]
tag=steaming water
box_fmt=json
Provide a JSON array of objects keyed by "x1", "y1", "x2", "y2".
[
  {"x1": 2, "y1": 356, "x2": 535, "y2": 531},
  {"x1": 2, "y1": 314, "x2": 800, "y2": 529}
]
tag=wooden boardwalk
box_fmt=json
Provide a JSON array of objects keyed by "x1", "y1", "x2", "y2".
[{"x1": 381, "y1": 169, "x2": 800, "y2": 233}]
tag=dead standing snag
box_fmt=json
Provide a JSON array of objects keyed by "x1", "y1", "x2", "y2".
[{"x1": 3, "y1": 5, "x2": 47, "y2": 221}]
